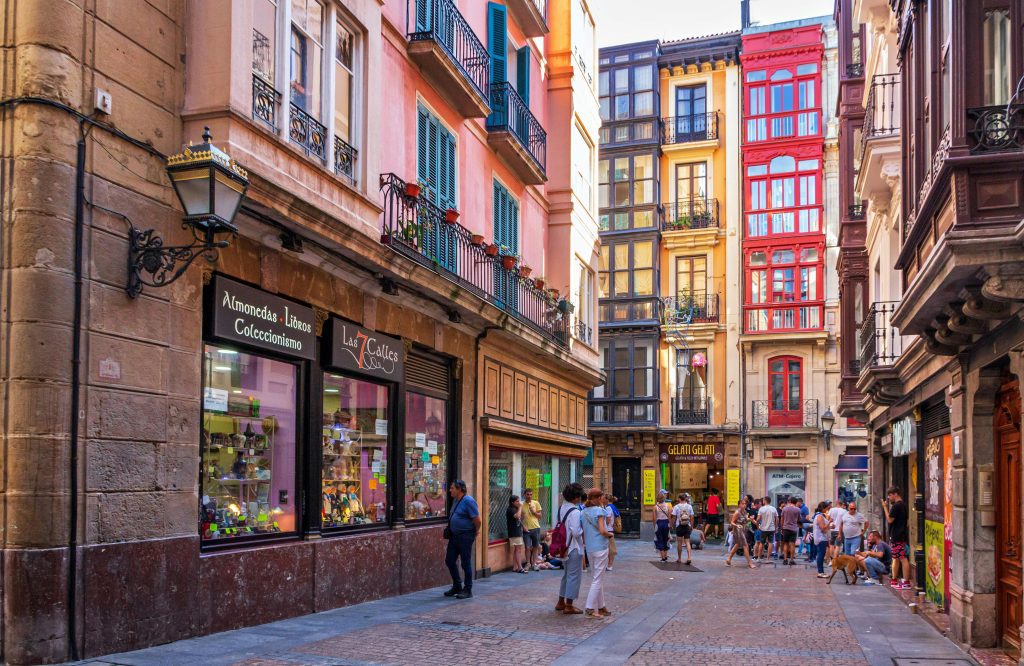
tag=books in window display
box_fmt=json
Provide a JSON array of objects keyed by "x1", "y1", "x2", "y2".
[{"x1": 322, "y1": 425, "x2": 370, "y2": 526}]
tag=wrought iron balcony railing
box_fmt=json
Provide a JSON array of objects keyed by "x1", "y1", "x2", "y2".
[
  {"x1": 847, "y1": 203, "x2": 865, "y2": 219},
  {"x1": 671, "y1": 397, "x2": 709, "y2": 425},
  {"x1": 380, "y1": 173, "x2": 567, "y2": 347},
  {"x1": 967, "y1": 104, "x2": 1024, "y2": 154},
  {"x1": 408, "y1": 0, "x2": 490, "y2": 102},
  {"x1": 845, "y1": 62, "x2": 864, "y2": 78},
  {"x1": 661, "y1": 112, "x2": 719, "y2": 145},
  {"x1": 334, "y1": 136, "x2": 357, "y2": 183},
  {"x1": 859, "y1": 74, "x2": 900, "y2": 163},
  {"x1": 574, "y1": 320, "x2": 593, "y2": 346},
  {"x1": 252, "y1": 73, "x2": 281, "y2": 132},
  {"x1": 858, "y1": 300, "x2": 903, "y2": 370},
  {"x1": 751, "y1": 398, "x2": 819, "y2": 429},
  {"x1": 289, "y1": 101, "x2": 327, "y2": 160},
  {"x1": 662, "y1": 197, "x2": 719, "y2": 231},
  {"x1": 661, "y1": 294, "x2": 719, "y2": 325},
  {"x1": 487, "y1": 82, "x2": 547, "y2": 174}
]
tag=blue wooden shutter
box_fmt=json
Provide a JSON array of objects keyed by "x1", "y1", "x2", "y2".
[
  {"x1": 415, "y1": 0, "x2": 431, "y2": 33},
  {"x1": 516, "y1": 46, "x2": 530, "y2": 106},
  {"x1": 416, "y1": 105, "x2": 430, "y2": 186},
  {"x1": 437, "y1": 125, "x2": 457, "y2": 272},
  {"x1": 487, "y1": 3, "x2": 507, "y2": 84}
]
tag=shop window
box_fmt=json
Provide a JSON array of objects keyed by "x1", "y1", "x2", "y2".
[
  {"x1": 321, "y1": 375, "x2": 389, "y2": 528},
  {"x1": 766, "y1": 467, "x2": 806, "y2": 506},
  {"x1": 488, "y1": 449, "x2": 515, "y2": 541},
  {"x1": 200, "y1": 345, "x2": 298, "y2": 541},
  {"x1": 523, "y1": 453, "x2": 554, "y2": 530},
  {"x1": 404, "y1": 392, "x2": 448, "y2": 519}
]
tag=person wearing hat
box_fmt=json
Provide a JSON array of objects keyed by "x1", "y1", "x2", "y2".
[{"x1": 672, "y1": 492, "x2": 695, "y2": 565}]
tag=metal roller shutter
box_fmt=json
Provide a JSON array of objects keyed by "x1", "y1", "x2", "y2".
[{"x1": 406, "y1": 351, "x2": 450, "y2": 397}]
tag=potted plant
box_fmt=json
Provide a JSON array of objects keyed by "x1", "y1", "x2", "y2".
[
  {"x1": 557, "y1": 298, "x2": 575, "y2": 315},
  {"x1": 519, "y1": 260, "x2": 532, "y2": 278},
  {"x1": 470, "y1": 233, "x2": 486, "y2": 247},
  {"x1": 444, "y1": 208, "x2": 459, "y2": 224},
  {"x1": 484, "y1": 243, "x2": 500, "y2": 257},
  {"x1": 404, "y1": 181, "x2": 422, "y2": 198},
  {"x1": 501, "y1": 255, "x2": 517, "y2": 271},
  {"x1": 548, "y1": 288, "x2": 559, "y2": 300},
  {"x1": 533, "y1": 276, "x2": 546, "y2": 290}
]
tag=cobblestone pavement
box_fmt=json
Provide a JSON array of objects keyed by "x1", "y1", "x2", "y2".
[{"x1": 77, "y1": 540, "x2": 975, "y2": 666}]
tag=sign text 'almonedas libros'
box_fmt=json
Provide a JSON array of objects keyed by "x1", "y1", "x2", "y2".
[{"x1": 209, "y1": 275, "x2": 317, "y2": 360}]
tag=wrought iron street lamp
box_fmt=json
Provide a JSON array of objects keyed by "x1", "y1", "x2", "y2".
[
  {"x1": 820, "y1": 407, "x2": 836, "y2": 451},
  {"x1": 127, "y1": 127, "x2": 249, "y2": 297}
]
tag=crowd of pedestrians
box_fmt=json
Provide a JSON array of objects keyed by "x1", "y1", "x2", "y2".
[{"x1": 439, "y1": 479, "x2": 914, "y2": 614}]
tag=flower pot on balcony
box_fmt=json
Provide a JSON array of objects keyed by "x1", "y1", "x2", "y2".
[
  {"x1": 548, "y1": 288, "x2": 559, "y2": 300},
  {"x1": 445, "y1": 209, "x2": 459, "y2": 224},
  {"x1": 404, "y1": 182, "x2": 422, "y2": 198},
  {"x1": 533, "y1": 278, "x2": 545, "y2": 290},
  {"x1": 519, "y1": 265, "x2": 532, "y2": 278},
  {"x1": 470, "y1": 233, "x2": 485, "y2": 247},
  {"x1": 501, "y1": 255, "x2": 517, "y2": 271},
  {"x1": 557, "y1": 299, "x2": 574, "y2": 314},
  {"x1": 484, "y1": 243, "x2": 500, "y2": 257}
]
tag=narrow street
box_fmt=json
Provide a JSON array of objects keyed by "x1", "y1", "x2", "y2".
[{"x1": 77, "y1": 540, "x2": 970, "y2": 666}]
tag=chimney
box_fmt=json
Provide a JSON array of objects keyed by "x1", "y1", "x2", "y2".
[{"x1": 740, "y1": 0, "x2": 751, "y2": 30}]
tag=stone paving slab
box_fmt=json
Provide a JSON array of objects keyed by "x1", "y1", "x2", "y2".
[{"x1": 75, "y1": 540, "x2": 978, "y2": 666}]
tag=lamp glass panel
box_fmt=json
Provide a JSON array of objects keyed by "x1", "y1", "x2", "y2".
[
  {"x1": 215, "y1": 171, "x2": 246, "y2": 224},
  {"x1": 171, "y1": 168, "x2": 212, "y2": 217}
]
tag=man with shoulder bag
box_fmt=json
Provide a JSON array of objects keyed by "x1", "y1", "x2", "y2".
[{"x1": 443, "y1": 480, "x2": 480, "y2": 599}]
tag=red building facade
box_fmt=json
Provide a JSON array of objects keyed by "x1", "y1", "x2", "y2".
[{"x1": 741, "y1": 26, "x2": 826, "y2": 338}]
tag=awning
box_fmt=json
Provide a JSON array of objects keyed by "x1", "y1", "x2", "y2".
[{"x1": 835, "y1": 454, "x2": 869, "y2": 471}]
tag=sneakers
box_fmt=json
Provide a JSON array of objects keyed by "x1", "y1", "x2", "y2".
[
  {"x1": 862, "y1": 579, "x2": 879, "y2": 586},
  {"x1": 606, "y1": 566, "x2": 614, "y2": 571},
  {"x1": 816, "y1": 573, "x2": 829, "y2": 578},
  {"x1": 897, "y1": 581, "x2": 913, "y2": 590},
  {"x1": 532, "y1": 565, "x2": 539, "y2": 571}
]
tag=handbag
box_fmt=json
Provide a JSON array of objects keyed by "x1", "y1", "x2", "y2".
[
  {"x1": 613, "y1": 515, "x2": 622, "y2": 533},
  {"x1": 443, "y1": 497, "x2": 463, "y2": 540}
]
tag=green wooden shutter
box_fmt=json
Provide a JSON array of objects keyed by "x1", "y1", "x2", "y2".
[
  {"x1": 416, "y1": 104, "x2": 429, "y2": 186},
  {"x1": 516, "y1": 46, "x2": 530, "y2": 105},
  {"x1": 437, "y1": 125, "x2": 457, "y2": 271},
  {"x1": 487, "y1": 3, "x2": 507, "y2": 84}
]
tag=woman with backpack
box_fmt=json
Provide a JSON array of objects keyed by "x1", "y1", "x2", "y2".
[
  {"x1": 653, "y1": 491, "x2": 672, "y2": 562},
  {"x1": 582, "y1": 488, "x2": 613, "y2": 618},
  {"x1": 553, "y1": 483, "x2": 585, "y2": 615}
]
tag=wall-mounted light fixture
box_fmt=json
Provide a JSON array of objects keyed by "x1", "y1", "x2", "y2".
[{"x1": 127, "y1": 127, "x2": 248, "y2": 297}]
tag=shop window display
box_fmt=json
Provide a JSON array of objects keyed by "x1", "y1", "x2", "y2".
[
  {"x1": 523, "y1": 453, "x2": 554, "y2": 530},
  {"x1": 322, "y1": 374, "x2": 389, "y2": 528},
  {"x1": 200, "y1": 345, "x2": 297, "y2": 540},
  {"x1": 404, "y1": 392, "x2": 449, "y2": 520},
  {"x1": 488, "y1": 449, "x2": 515, "y2": 541}
]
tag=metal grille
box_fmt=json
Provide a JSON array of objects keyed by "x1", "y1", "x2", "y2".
[
  {"x1": 406, "y1": 352, "x2": 450, "y2": 397},
  {"x1": 922, "y1": 402, "x2": 951, "y2": 437}
]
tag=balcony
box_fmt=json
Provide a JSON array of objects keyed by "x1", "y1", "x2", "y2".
[
  {"x1": 334, "y1": 136, "x2": 357, "y2": 184},
  {"x1": 661, "y1": 198, "x2": 719, "y2": 232},
  {"x1": 407, "y1": 0, "x2": 491, "y2": 118},
  {"x1": 574, "y1": 319, "x2": 594, "y2": 346},
  {"x1": 487, "y1": 82, "x2": 547, "y2": 184},
  {"x1": 661, "y1": 294, "x2": 719, "y2": 326},
  {"x1": 661, "y1": 112, "x2": 719, "y2": 147},
  {"x1": 751, "y1": 398, "x2": 818, "y2": 430},
  {"x1": 252, "y1": 72, "x2": 281, "y2": 132},
  {"x1": 289, "y1": 101, "x2": 327, "y2": 160},
  {"x1": 671, "y1": 398, "x2": 709, "y2": 426},
  {"x1": 589, "y1": 399, "x2": 658, "y2": 427},
  {"x1": 379, "y1": 174, "x2": 568, "y2": 347},
  {"x1": 847, "y1": 203, "x2": 865, "y2": 220},
  {"x1": 744, "y1": 303, "x2": 824, "y2": 334},
  {"x1": 599, "y1": 298, "x2": 660, "y2": 326},
  {"x1": 856, "y1": 74, "x2": 900, "y2": 190},
  {"x1": 967, "y1": 104, "x2": 1024, "y2": 154},
  {"x1": 856, "y1": 301, "x2": 904, "y2": 407},
  {"x1": 506, "y1": 0, "x2": 547, "y2": 38}
]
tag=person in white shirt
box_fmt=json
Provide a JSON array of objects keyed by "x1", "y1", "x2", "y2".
[
  {"x1": 672, "y1": 493, "x2": 695, "y2": 565},
  {"x1": 555, "y1": 483, "x2": 586, "y2": 615},
  {"x1": 755, "y1": 497, "x2": 778, "y2": 561},
  {"x1": 827, "y1": 500, "x2": 847, "y2": 563}
]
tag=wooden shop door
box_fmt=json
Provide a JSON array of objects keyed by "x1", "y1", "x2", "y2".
[
  {"x1": 996, "y1": 378, "x2": 1023, "y2": 656},
  {"x1": 612, "y1": 457, "x2": 642, "y2": 536}
]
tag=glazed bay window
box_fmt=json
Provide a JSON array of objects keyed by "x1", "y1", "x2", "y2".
[
  {"x1": 598, "y1": 155, "x2": 656, "y2": 230},
  {"x1": 200, "y1": 345, "x2": 298, "y2": 541},
  {"x1": 321, "y1": 374, "x2": 389, "y2": 528},
  {"x1": 746, "y1": 156, "x2": 820, "y2": 237},
  {"x1": 744, "y1": 245, "x2": 823, "y2": 332},
  {"x1": 745, "y1": 63, "x2": 820, "y2": 142},
  {"x1": 592, "y1": 338, "x2": 657, "y2": 423},
  {"x1": 599, "y1": 239, "x2": 654, "y2": 298},
  {"x1": 404, "y1": 392, "x2": 449, "y2": 520}
]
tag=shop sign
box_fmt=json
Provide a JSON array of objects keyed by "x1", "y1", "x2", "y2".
[
  {"x1": 659, "y1": 442, "x2": 724, "y2": 463},
  {"x1": 769, "y1": 449, "x2": 801, "y2": 459},
  {"x1": 726, "y1": 469, "x2": 740, "y2": 506},
  {"x1": 892, "y1": 417, "x2": 916, "y2": 457},
  {"x1": 642, "y1": 469, "x2": 656, "y2": 505},
  {"x1": 209, "y1": 275, "x2": 316, "y2": 360},
  {"x1": 326, "y1": 319, "x2": 404, "y2": 382}
]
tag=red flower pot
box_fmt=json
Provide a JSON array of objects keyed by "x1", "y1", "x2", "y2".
[
  {"x1": 533, "y1": 279, "x2": 545, "y2": 290},
  {"x1": 470, "y1": 233, "x2": 485, "y2": 246},
  {"x1": 484, "y1": 243, "x2": 500, "y2": 257},
  {"x1": 404, "y1": 182, "x2": 421, "y2": 198},
  {"x1": 501, "y1": 256, "x2": 516, "y2": 271},
  {"x1": 445, "y1": 209, "x2": 459, "y2": 224},
  {"x1": 548, "y1": 289, "x2": 559, "y2": 300},
  {"x1": 519, "y1": 266, "x2": 532, "y2": 278}
]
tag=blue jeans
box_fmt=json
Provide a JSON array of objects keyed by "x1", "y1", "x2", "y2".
[
  {"x1": 815, "y1": 540, "x2": 828, "y2": 574},
  {"x1": 559, "y1": 550, "x2": 584, "y2": 601},
  {"x1": 844, "y1": 536, "x2": 860, "y2": 556},
  {"x1": 864, "y1": 556, "x2": 888, "y2": 581},
  {"x1": 445, "y1": 531, "x2": 475, "y2": 591}
]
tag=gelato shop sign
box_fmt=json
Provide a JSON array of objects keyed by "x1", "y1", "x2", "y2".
[
  {"x1": 207, "y1": 275, "x2": 317, "y2": 360},
  {"x1": 659, "y1": 442, "x2": 724, "y2": 463}
]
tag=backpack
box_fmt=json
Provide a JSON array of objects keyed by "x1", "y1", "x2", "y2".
[{"x1": 550, "y1": 505, "x2": 580, "y2": 558}]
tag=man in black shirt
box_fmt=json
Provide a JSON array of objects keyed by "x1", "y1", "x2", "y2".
[
  {"x1": 857, "y1": 530, "x2": 893, "y2": 585},
  {"x1": 882, "y1": 485, "x2": 911, "y2": 589}
]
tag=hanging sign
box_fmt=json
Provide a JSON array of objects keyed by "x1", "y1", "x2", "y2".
[
  {"x1": 208, "y1": 275, "x2": 316, "y2": 359},
  {"x1": 326, "y1": 319, "x2": 404, "y2": 382},
  {"x1": 892, "y1": 417, "x2": 916, "y2": 457}
]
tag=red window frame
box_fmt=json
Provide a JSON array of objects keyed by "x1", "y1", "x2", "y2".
[
  {"x1": 768, "y1": 355, "x2": 803, "y2": 427},
  {"x1": 743, "y1": 243, "x2": 824, "y2": 333},
  {"x1": 744, "y1": 156, "x2": 822, "y2": 239},
  {"x1": 743, "y1": 62, "x2": 822, "y2": 144}
]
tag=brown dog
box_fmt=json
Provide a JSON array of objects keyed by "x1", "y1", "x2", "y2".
[{"x1": 827, "y1": 555, "x2": 868, "y2": 585}]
